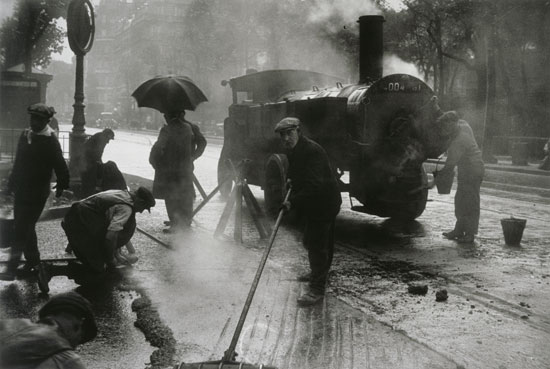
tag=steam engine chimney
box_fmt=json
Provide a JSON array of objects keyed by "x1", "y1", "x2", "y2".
[{"x1": 358, "y1": 15, "x2": 385, "y2": 84}]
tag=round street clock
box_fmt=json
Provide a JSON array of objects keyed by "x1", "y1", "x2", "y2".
[{"x1": 67, "y1": 0, "x2": 95, "y2": 56}]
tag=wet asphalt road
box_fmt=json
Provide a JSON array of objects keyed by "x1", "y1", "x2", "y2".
[{"x1": 1, "y1": 127, "x2": 549, "y2": 369}]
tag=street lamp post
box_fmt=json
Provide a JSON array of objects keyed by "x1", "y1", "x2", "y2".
[{"x1": 67, "y1": 0, "x2": 95, "y2": 179}]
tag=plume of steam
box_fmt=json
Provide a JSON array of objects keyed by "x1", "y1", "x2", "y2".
[
  {"x1": 383, "y1": 54, "x2": 424, "y2": 80},
  {"x1": 307, "y1": 0, "x2": 382, "y2": 26}
]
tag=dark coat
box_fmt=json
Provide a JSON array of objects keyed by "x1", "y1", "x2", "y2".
[
  {"x1": 7, "y1": 130, "x2": 69, "y2": 203},
  {"x1": 287, "y1": 135, "x2": 341, "y2": 220},
  {"x1": 83, "y1": 132, "x2": 110, "y2": 168},
  {"x1": 0, "y1": 319, "x2": 85, "y2": 369},
  {"x1": 149, "y1": 118, "x2": 206, "y2": 199},
  {"x1": 439, "y1": 120, "x2": 484, "y2": 181}
]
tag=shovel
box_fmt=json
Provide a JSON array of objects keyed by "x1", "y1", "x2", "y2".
[{"x1": 174, "y1": 188, "x2": 291, "y2": 369}]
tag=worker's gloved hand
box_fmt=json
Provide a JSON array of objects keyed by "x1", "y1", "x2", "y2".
[
  {"x1": 53, "y1": 184, "x2": 67, "y2": 198},
  {"x1": 285, "y1": 179, "x2": 292, "y2": 191},
  {"x1": 280, "y1": 201, "x2": 291, "y2": 213}
]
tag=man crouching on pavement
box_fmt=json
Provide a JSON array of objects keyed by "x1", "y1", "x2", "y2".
[
  {"x1": 36, "y1": 187, "x2": 155, "y2": 293},
  {"x1": 275, "y1": 117, "x2": 342, "y2": 306},
  {"x1": 0, "y1": 291, "x2": 97, "y2": 369}
]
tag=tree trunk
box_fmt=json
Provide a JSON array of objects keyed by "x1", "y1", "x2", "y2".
[
  {"x1": 519, "y1": 50, "x2": 534, "y2": 135},
  {"x1": 481, "y1": 31, "x2": 497, "y2": 162},
  {"x1": 494, "y1": 28, "x2": 533, "y2": 139},
  {"x1": 435, "y1": 17, "x2": 445, "y2": 97}
]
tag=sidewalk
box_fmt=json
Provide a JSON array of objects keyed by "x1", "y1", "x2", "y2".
[{"x1": 424, "y1": 156, "x2": 550, "y2": 197}]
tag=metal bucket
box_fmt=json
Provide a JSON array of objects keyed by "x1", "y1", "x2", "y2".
[{"x1": 501, "y1": 218, "x2": 526, "y2": 246}]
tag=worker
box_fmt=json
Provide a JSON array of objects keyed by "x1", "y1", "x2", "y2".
[
  {"x1": 0, "y1": 103, "x2": 69, "y2": 284},
  {"x1": 0, "y1": 291, "x2": 97, "y2": 369},
  {"x1": 80, "y1": 128, "x2": 115, "y2": 198},
  {"x1": 36, "y1": 187, "x2": 155, "y2": 292},
  {"x1": 276, "y1": 117, "x2": 342, "y2": 306},
  {"x1": 437, "y1": 111, "x2": 484, "y2": 243},
  {"x1": 149, "y1": 110, "x2": 206, "y2": 232}
]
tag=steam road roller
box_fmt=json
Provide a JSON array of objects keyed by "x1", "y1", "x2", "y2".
[{"x1": 218, "y1": 15, "x2": 449, "y2": 221}]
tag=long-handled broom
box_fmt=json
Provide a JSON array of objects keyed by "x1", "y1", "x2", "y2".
[{"x1": 174, "y1": 188, "x2": 291, "y2": 369}]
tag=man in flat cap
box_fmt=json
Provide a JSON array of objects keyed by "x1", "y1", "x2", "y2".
[
  {"x1": 0, "y1": 103, "x2": 69, "y2": 283},
  {"x1": 0, "y1": 291, "x2": 97, "y2": 369},
  {"x1": 437, "y1": 111, "x2": 484, "y2": 243},
  {"x1": 37, "y1": 187, "x2": 155, "y2": 291},
  {"x1": 275, "y1": 117, "x2": 342, "y2": 306}
]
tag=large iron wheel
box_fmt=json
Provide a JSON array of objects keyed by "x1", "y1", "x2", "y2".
[
  {"x1": 263, "y1": 154, "x2": 288, "y2": 216},
  {"x1": 391, "y1": 165, "x2": 429, "y2": 221}
]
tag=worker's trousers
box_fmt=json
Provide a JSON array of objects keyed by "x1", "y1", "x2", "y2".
[
  {"x1": 7, "y1": 195, "x2": 49, "y2": 272},
  {"x1": 303, "y1": 218, "x2": 336, "y2": 294},
  {"x1": 454, "y1": 175, "x2": 483, "y2": 236}
]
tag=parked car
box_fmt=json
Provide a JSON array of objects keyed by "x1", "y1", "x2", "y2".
[{"x1": 97, "y1": 112, "x2": 119, "y2": 129}]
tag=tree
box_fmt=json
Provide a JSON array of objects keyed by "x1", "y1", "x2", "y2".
[
  {"x1": 0, "y1": 0, "x2": 68, "y2": 73},
  {"x1": 383, "y1": 0, "x2": 549, "y2": 150},
  {"x1": 491, "y1": 0, "x2": 550, "y2": 136}
]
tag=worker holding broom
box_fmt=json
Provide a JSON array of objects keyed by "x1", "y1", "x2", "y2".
[{"x1": 276, "y1": 117, "x2": 342, "y2": 306}]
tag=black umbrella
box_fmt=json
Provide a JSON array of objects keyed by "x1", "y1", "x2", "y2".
[{"x1": 131, "y1": 75, "x2": 208, "y2": 113}]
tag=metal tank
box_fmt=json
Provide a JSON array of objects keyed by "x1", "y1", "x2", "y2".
[{"x1": 218, "y1": 15, "x2": 447, "y2": 220}]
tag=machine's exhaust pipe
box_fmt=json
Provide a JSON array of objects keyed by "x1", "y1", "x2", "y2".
[{"x1": 358, "y1": 15, "x2": 385, "y2": 84}]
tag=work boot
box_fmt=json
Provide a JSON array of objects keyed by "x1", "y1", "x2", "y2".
[
  {"x1": 296, "y1": 272, "x2": 311, "y2": 282},
  {"x1": 15, "y1": 262, "x2": 38, "y2": 278},
  {"x1": 36, "y1": 263, "x2": 51, "y2": 294},
  {"x1": 17, "y1": 261, "x2": 38, "y2": 273},
  {"x1": 65, "y1": 244, "x2": 73, "y2": 254},
  {"x1": 442, "y1": 230, "x2": 462, "y2": 240},
  {"x1": 297, "y1": 290, "x2": 324, "y2": 306},
  {"x1": 456, "y1": 234, "x2": 475, "y2": 244},
  {"x1": 114, "y1": 249, "x2": 139, "y2": 265}
]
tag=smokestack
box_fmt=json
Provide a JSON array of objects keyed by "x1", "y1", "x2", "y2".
[{"x1": 358, "y1": 15, "x2": 385, "y2": 84}]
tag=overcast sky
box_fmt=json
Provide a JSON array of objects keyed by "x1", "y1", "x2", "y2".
[
  {"x1": 0, "y1": 0, "x2": 16, "y2": 21},
  {"x1": 1, "y1": 0, "x2": 404, "y2": 65}
]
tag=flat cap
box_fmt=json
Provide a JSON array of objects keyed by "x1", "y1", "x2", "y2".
[
  {"x1": 28, "y1": 103, "x2": 55, "y2": 119},
  {"x1": 38, "y1": 292, "x2": 97, "y2": 344},
  {"x1": 274, "y1": 117, "x2": 300, "y2": 133},
  {"x1": 102, "y1": 128, "x2": 115, "y2": 140},
  {"x1": 136, "y1": 186, "x2": 155, "y2": 212},
  {"x1": 436, "y1": 111, "x2": 459, "y2": 136}
]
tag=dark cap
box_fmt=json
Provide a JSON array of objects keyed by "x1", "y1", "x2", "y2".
[
  {"x1": 436, "y1": 111, "x2": 459, "y2": 137},
  {"x1": 28, "y1": 103, "x2": 55, "y2": 119},
  {"x1": 38, "y1": 292, "x2": 97, "y2": 344},
  {"x1": 136, "y1": 186, "x2": 155, "y2": 212},
  {"x1": 102, "y1": 128, "x2": 115, "y2": 140},
  {"x1": 274, "y1": 117, "x2": 300, "y2": 133}
]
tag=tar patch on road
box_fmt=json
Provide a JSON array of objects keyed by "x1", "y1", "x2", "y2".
[{"x1": 329, "y1": 250, "x2": 447, "y2": 314}]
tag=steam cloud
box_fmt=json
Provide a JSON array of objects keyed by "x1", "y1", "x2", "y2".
[
  {"x1": 383, "y1": 54, "x2": 425, "y2": 82},
  {"x1": 307, "y1": 0, "x2": 382, "y2": 26}
]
